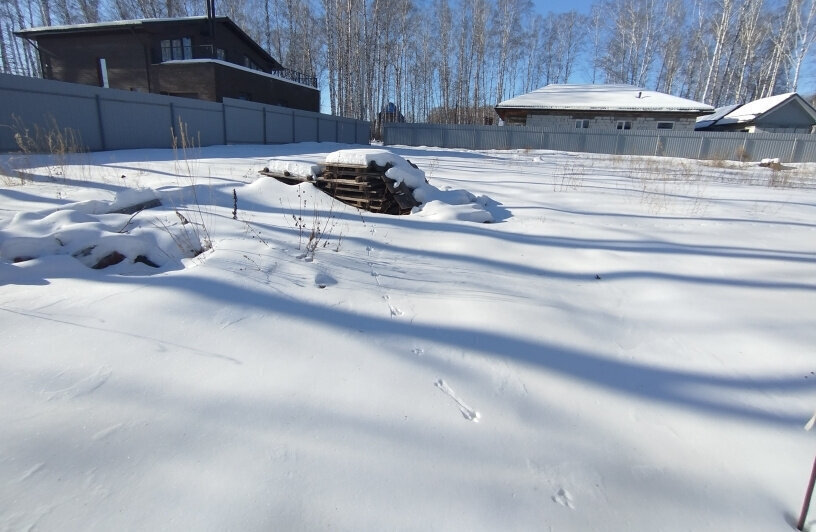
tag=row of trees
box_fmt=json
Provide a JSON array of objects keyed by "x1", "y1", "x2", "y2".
[{"x1": 2, "y1": 0, "x2": 815, "y2": 125}]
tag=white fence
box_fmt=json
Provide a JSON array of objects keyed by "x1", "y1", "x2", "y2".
[
  {"x1": 0, "y1": 73, "x2": 370, "y2": 153},
  {"x1": 383, "y1": 122, "x2": 816, "y2": 163}
]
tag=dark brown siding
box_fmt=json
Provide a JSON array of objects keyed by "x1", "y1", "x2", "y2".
[
  {"x1": 142, "y1": 20, "x2": 281, "y2": 70},
  {"x1": 212, "y1": 64, "x2": 319, "y2": 110},
  {"x1": 150, "y1": 62, "x2": 217, "y2": 101},
  {"x1": 36, "y1": 32, "x2": 150, "y2": 91},
  {"x1": 21, "y1": 18, "x2": 315, "y2": 111}
]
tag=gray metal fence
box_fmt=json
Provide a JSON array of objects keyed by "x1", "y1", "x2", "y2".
[
  {"x1": 0, "y1": 73, "x2": 370, "y2": 153},
  {"x1": 383, "y1": 122, "x2": 816, "y2": 163}
]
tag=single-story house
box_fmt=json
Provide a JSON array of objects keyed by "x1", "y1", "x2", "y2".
[
  {"x1": 495, "y1": 84, "x2": 713, "y2": 130},
  {"x1": 695, "y1": 93, "x2": 816, "y2": 133},
  {"x1": 15, "y1": 15, "x2": 319, "y2": 111}
]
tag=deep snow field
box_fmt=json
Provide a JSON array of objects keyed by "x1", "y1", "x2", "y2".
[{"x1": 0, "y1": 142, "x2": 815, "y2": 531}]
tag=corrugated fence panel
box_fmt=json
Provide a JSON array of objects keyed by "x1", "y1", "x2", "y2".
[
  {"x1": 265, "y1": 108, "x2": 294, "y2": 143},
  {"x1": 445, "y1": 127, "x2": 477, "y2": 149},
  {"x1": 621, "y1": 132, "x2": 659, "y2": 156},
  {"x1": 704, "y1": 136, "x2": 746, "y2": 160},
  {"x1": 224, "y1": 100, "x2": 265, "y2": 144},
  {"x1": 0, "y1": 75, "x2": 103, "y2": 151},
  {"x1": 318, "y1": 117, "x2": 336, "y2": 142},
  {"x1": 356, "y1": 121, "x2": 371, "y2": 144},
  {"x1": 583, "y1": 133, "x2": 618, "y2": 154},
  {"x1": 336, "y1": 120, "x2": 356, "y2": 143},
  {"x1": 383, "y1": 122, "x2": 816, "y2": 163},
  {"x1": 0, "y1": 73, "x2": 370, "y2": 152},
  {"x1": 745, "y1": 136, "x2": 796, "y2": 162},
  {"x1": 173, "y1": 100, "x2": 224, "y2": 147},
  {"x1": 293, "y1": 112, "x2": 318, "y2": 143},
  {"x1": 548, "y1": 131, "x2": 582, "y2": 152},
  {"x1": 659, "y1": 134, "x2": 702, "y2": 159},
  {"x1": 480, "y1": 127, "x2": 511, "y2": 150},
  {"x1": 99, "y1": 97, "x2": 174, "y2": 150},
  {"x1": 797, "y1": 138, "x2": 816, "y2": 162}
]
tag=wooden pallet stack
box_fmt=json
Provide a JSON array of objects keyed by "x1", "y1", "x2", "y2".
[{"x1": 259, "y1": 161, "x2": 419, "y2": 215}]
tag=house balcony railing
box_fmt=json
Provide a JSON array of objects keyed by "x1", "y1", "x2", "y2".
[
  {"x1": 156, "y1": 45, "x2": 317, "y2": 89},
  {"x1": 270, "y1": 67, "x2": 318, "y2": 89}
]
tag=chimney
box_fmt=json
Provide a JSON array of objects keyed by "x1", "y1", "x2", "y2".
[{"x1": 206, "y1": 0, "x2": 216, "y2": 52}]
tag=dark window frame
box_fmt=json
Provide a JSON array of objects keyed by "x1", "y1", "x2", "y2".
[{"x1": 160, "y1": 37, "x2": 193, "y2": 61}]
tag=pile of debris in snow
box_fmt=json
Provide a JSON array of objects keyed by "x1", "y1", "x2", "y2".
[
  {"x1": 260, "y1": 149, "x2": 496, "y2": 223},
  {"x1": 0, "y1": 188, "x2": 207, "y2": 272},
  {"x1": 260, "y1": 149, "x2": 421, "y2": 215}
]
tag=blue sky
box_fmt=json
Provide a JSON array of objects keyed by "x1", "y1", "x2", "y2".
[{"x1": 532, "y1": 0, "x2": 596, "y2": 15}]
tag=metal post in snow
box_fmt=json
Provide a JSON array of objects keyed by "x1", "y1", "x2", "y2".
[
  {"x1": 798, "y1": 413, "x2": 816, "y2": 530},
  {"x1": 798, "y1": 456, "x2": 816, "y2": 530}
]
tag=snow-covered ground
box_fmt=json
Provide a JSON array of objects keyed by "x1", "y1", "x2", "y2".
[{"x1": 1, "y1": 142, "x2": 814, "y2": 531}]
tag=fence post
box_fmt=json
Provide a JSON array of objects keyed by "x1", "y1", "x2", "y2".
[
  {"x1": 222, "y1": 102, "x2": 227, "y2": 145},
  {"x1": 263, "y1": 108, "x2": 267, "y2": 144},
  {"x1": 169, "y1": 102, "x2": 176, "y2": 143},
  {"x1": 790, "y1": 138, "x2": 799, "y2": 163},
  {"x1": 94, "y1": 94, "x2": 107, "y2": 151}
]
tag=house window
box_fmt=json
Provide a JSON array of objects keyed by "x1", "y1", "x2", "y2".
[
  {"x1": 616, "y1": 120, "x2": 632, "y2": 130},
  {"x1": 216, "y1": 48, "x2": 226, "y2": 61},
  {"x1": 160, "y1": 37, "x2": 193, "y2": 61},
  {"x1": 575, "y1": 119, "x2": 589, "y2": 129},
  {"x1": 243, "y1": 55, "x2": 260, "y2": 70},
  {"x1": 656, "y1": 121, "x2": 674, "y2": 130}
]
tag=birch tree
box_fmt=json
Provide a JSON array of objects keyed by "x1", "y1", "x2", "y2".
[{"x1": 787, "y1": 0, "x2": 816, "y2": 91}]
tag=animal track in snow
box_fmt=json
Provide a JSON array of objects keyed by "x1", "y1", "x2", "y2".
[
  {"x1": 18, "y1": 463, "x2": 45, "y2": 482},
  {"x1": 92, "y1": 422, "x2": 124, "y2": 441},
  {"x1": 434, "y1": 379, "x2": 480, "y2": 422},
  {"x1": 383, "y1": 294, "x2": 403, "y2": 317},
  {"x1": 368, "y1": 247, "x2": 404, "y2": 318},
  {"x1": 552, "y1": 488, "x2": 575, "y2": 509},
  {"x1": 42, "y1": 367, "x2": 111, "y2": 401}
]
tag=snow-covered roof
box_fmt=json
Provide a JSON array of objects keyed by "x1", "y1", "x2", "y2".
[
  {"x1": 695, "y1": 93, "x2": 816, "y2": 129},
  {"x1": 695, "y1": 104, "x2": 741, "y2": 124},
  {"x1": 723, "y1": 93, "x2": 796, "y2": 123},
  {"x1": 496, "y1": 84, "x2": 713, "y2": 113}
]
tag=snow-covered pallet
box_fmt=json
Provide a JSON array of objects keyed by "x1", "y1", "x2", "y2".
[{"x1": 260, "y1": 161, "x2": 420, "y2": 215}]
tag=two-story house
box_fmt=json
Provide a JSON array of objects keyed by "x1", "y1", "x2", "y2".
[{"x1": 15, "y1": 15, "x2": 319, "y2": 112}]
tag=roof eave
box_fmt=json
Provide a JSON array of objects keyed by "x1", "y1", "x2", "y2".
[{"x1": 495, "y1": 105, "x2": 712, "y2": 114}]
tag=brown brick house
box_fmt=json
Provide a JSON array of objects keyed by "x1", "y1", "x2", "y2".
[{"x1": 15, "y1": 16, "x2": 319, "y2": 112}]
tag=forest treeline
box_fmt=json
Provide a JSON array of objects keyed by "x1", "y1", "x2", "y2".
[{"x1": 1, "y1": 0, "x2": 815, "y2": 125}]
